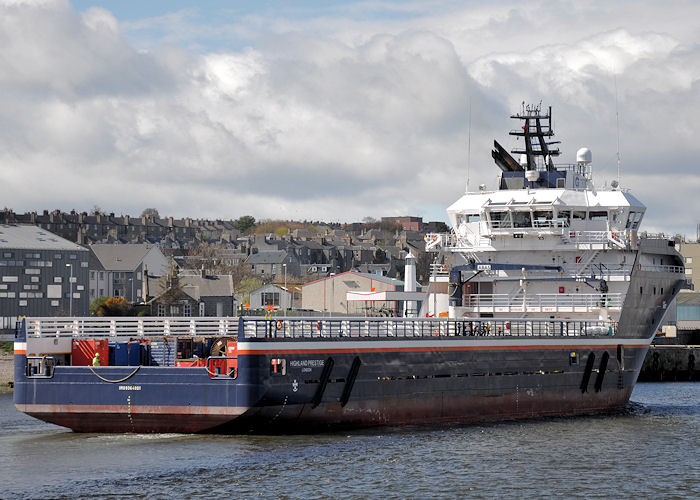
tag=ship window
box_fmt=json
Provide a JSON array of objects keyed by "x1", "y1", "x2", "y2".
[
  {"x1": 632, "y1": 212, "x2": 643, "y2": 229},
  {"x1": 512, "y1": 212, "x2": 531, "y2": 228},
  {"x1": 572, "y1": 211, "x2": 586, "y2": 220},
  {"x1": 533, "y1": 210, "x2": 552, "y2": 227},
  {"x1": 589, "y1": 211, "x2": 608, "y2": 220},
  {"x1": 569, "y1": 352, "x2": 578, "y2": 365},
  {"x1": 556, "y1": 210, "x2": 571, "y2": 227},
  {"x1": 489, "y1": 211, "x2": 511, "y2": 228}
]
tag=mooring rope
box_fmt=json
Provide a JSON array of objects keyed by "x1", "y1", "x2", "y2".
[{"x1": 89, "y1": 365, "x2": 140, "y2": 383}]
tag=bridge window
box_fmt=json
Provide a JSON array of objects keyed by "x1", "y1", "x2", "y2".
[
  {"x1": 512, "y1": 212, "x2": 531, "y2": 228},
  {"x1": 556, "y1": 210, "x2": 571, "y2": 227},
  {"x1": 467, "y1": 214, "x2": 480, "y2": 223},
  {"x1": 589, "y1": 211, "x2": 608, "y2": 220},
  {"x1": 572, "y1": 211, "x2": 586, "y2": 220},
  {"x1": 489, "y1": 211, "x2": 511, "y2": 228},
  {"x1": 627, "y1": 211, "x2": 643, "y2": 229},
  {"x1": 533, "y1": 210, "x2": 552, "y2": 227}
]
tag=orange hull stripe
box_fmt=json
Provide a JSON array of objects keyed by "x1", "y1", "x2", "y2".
[{"x1": 238, "y1": 344, "x2": 646, "y2": 355}]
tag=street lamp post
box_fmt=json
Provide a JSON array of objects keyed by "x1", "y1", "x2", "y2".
[
  {"x1": 66, "y1": 263, "x2": 73, "y2": 316},
  {"x1": 283, "y1": 263, "x2": 287, "y2": 316}
]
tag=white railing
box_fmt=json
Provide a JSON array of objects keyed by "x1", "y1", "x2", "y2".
[
  {"x1": 639, "y1": 265, "x2": 685, "y2": 274},
  {"x1": 242, "y1": 316, "x2": 617, "y2": 339},
  {"x1": 462, "y1": 293, "x2": 623, "y2": 312},
  {"x1": 25, "y1": 317, "x2": 238, "y2": 339},
  {"x1": 21, "y1": 316, "x2": 618, "y2": 341}
]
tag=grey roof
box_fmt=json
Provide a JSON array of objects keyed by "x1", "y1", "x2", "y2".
[
  {"x1": 180, "y1": 274, "x2": 234, "y2": 299},
  {"x1": 148, "y1": 273, "x2": 234, "y2": 300},
  {"x1": 90, "y1": 243, "x2": 155, "y2": 271},
  {"x1": 245, "y1": 251, "x2": 287, "y2": 265},
  {"x1": 0, "y1": 224, "x2": 87, "y2": 251},
  {"x1": 677, "y1": 292, "x2": 700, "y2": 306}
]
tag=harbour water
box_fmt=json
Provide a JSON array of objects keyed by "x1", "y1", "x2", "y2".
[{"x1": 1, "y1": 383, "x2": 698, "y2": 499}]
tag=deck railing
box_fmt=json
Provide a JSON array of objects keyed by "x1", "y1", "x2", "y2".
[
  {"x1": 20, "y1": 316, "x2": 617, "y2": 341},
  {"x1": 25, "y1": 317, "x2": 237, "y2": 339},
  {"x1": 462, "y1": 293, "x2": 623, "y2": 312},
  {"x1": 242, "y1": 316, "x2": 616, "y2": 339}
]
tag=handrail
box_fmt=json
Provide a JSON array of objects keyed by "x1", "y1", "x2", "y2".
[
  {"x1": 462, "y1": 293, "x2": 624, "y2": 311},
  {"x1": 242, "y1": 316, "x2": 617, "y2": 339},
  {"x1": 22, "y1": 315, "x2": 619, "y2": 341},
  {"x1": 26, "y1": 316, "x2": 238, "y2": 339},
  {"x1": 639, "y1": 265, "x2": 684, "y2": 274}
]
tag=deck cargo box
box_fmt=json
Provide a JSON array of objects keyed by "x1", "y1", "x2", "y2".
[{"x1": 71, "y1": 339, "x2": 109, "y2": 366}]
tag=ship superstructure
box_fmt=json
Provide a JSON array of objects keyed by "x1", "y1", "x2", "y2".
[{"x1": 423, "y1": 103, "x2": 684, "y2": 342}]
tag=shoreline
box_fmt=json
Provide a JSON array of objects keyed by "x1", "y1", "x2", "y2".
[{"x1": 0, "y1": 353, "x2": 12, "y2": 393}]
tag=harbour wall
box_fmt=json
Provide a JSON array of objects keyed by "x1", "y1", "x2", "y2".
[
  {"x1": 0, "y1": 352, "x2": 12, "y2": 393},
  {"x1": 638, "y1": 345, "x2": 699, "y2": 382}
]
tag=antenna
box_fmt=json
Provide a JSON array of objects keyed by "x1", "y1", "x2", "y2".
[
  {"x1": 615, "y1": 75, "x2": 621, "y2": 185},
  {"x1": 466, "y1": 96, "x2": 472, "y2": 192}
]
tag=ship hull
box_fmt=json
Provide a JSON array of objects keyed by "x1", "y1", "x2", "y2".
[{"x1": 14, "y1": 336, "x2": 649, "y2": 434}]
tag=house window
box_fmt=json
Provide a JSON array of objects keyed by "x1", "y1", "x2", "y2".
[
  {"x1": 199, "y1": 302, "x2": 205, "y2": 317},
  {"x1": 169, "y1": 305, "x2": 180, "y2": 316},
  {"x1": 157, "y1": 304, "x2": 165, "y2": 317},
  {"x1": 183, "y1": 303, "x2": 191, "y2": 317},
  {"x1": 262, "y1": 292, "x2": 280, "y2": 306}
]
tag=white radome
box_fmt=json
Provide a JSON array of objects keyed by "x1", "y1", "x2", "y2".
[{"x1": 576, "y1": 147, "x2": 592, "y2": 164}]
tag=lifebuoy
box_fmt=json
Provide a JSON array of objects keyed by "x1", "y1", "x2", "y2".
[{"x1": 275, "y1": 319, "x2": 283, "y2": 330}]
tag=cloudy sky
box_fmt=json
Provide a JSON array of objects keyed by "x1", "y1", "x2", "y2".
[{"x1": 1, "y1": 0, "x2": 699, "y2": 237}]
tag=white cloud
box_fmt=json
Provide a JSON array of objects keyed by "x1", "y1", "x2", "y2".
[{"x1": 0, "y1": 0, "x2": 698, "y2": 238}]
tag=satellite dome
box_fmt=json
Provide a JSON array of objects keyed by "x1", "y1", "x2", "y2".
[
  {"x1": 525, "y1": 169, "x2": 539, "y2": 182},
  {"x1": 576, "y1": 147, "x2": 592, "y2": 164}
]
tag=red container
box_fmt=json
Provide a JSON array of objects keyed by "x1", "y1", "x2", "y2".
[{"x1": 72, "y1": 339, "x2": 109, "y2": 366}]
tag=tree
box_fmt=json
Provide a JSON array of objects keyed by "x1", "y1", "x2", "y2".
[
  {"x1": 159, "y1": 263, "x2": 184, "y2": 308},
  {"x1": 90, "y1": 296, "x2": 133, "y2": 316},
  {"x1": 434, "y1": 222, "x2": 449, "y2": 233},
  {"x1": 234, "y1": 215, "x2": 256, "y2": 232},
  {"x1": 373, "y1": 248, "x2": 386, "y2": 264},
  {"x1": 237, "y1": 277, "x2": 263, "y2": 303},
  {"x1": 141, "y1": 208, "x2": 160, "y2": 219}
]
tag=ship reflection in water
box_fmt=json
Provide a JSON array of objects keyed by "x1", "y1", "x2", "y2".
[{"x1": 1, "y1": 383, "x2": 698, "y2": 499}]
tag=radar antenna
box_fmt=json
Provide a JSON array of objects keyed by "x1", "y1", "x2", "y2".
[{"x1": 508, "y1": 103, "x2": 560, "y2": 172}]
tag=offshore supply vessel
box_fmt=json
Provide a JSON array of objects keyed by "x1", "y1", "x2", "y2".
[{"x1": 13, "y1": 104, "x2": 689, "y2": 433}]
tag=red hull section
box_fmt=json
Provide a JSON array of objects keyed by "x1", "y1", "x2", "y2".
[{"x1": 17, "y1": 404, "x2": 247, "y2": 433}]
